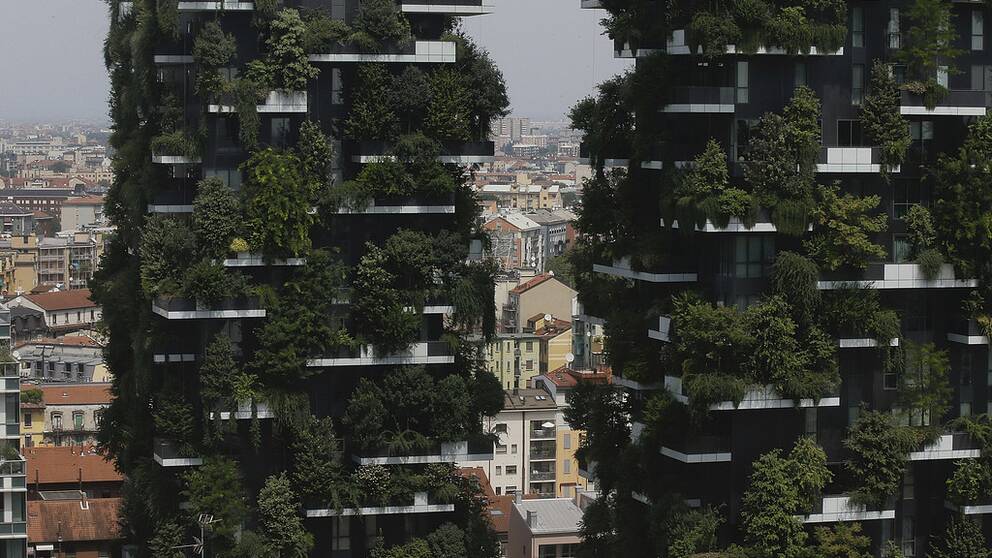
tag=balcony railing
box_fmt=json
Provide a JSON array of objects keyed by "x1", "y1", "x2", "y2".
[
  {"x1": 529, "y1": 427, "x2": 556, "y2": 440},
  {"x1": 530, "y1": 445, "x2": 556, "y2": 460},
  {"x1": 668, "y1": 86, "x2": 735, "y2": 105},
  {"x1": 152, "y1": 295, "x2": 266, "y2": 320},
  {"x1": 530, "y1": 470, "x2": 555, "y2": 481},
  {"x1": 900, "y1": 89, "x2": 989, "y2": 113},
  {"x1": 153, "y1": 437, "x2": 203, "y2": 467},
  {"x1": 350, "y1": 140, "x2": 494, "y2": 163},
  {"x1": 352, "y1": 435, "x2": 494, "y2": 465},
  {"x1": 305, "y1": 490, "x2": 455, "y2": 517}
]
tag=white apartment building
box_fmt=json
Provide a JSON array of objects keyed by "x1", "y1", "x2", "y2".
[{"x1": 464, "y1": 389, "x2": 558, "y2": 498}]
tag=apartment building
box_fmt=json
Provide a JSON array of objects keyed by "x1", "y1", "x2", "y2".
[
  {"x1": 101, "y1": 0, "x2": 507, "y2": 555},
  {"x1": 502, "y1": 273, "x2": 576, "y2": 334},
  {"x1": 506, "y1": 495, "x2": 585, "y2": 558},
  {"x1": 467, "y1": 389, "x2": 559, "y2": 498},
  {"x1": 14, "y1": 336, "x2": 107, "y2": 384},
  {"x1": 573, "y1": 0, "x2": 992, "y2": 554},
  {"x1": 60, "y1": 196, "x2": 106, "y2": 232},
  {"x1": 0, "y1": 360, "x2": 29, "y2": 556},
  {"x1": 484, "y1": 213, "x2": 544, "y2": 271},
  {"x1": 7, "y1": 289, "x2": 101, "y2": 337},
  {"x1": 24, "y1": 383, "x2": 110, "y2": 447},
  {"x1": 478, "y1": 183, "x2": 562, "y2": 211}
]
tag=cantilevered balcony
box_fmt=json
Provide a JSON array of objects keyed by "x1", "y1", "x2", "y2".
[
  {"x1": 836, "y1": 337, "x2": 900, "y2": 349},
  {"x1": 399, "y1": 0, "x2": 495, "y2": 15},
  {"x1": 664, "y1": 375, "x2": 841, "y2": 411},
  {"x1": 580, "y1": 0, "x2": 604, "y2": 7},
  {"x1": 946, "y1": 319, "x2": 990, "y2": 345},
  {"x1": 151, "y1": 154, "x2": 201, "y2": 165},
  {"x1": 662, "y1": 86, "x2": 736, "y2": 114},
  {"x1": 177, "y1": 1, "x2": 254, "y2": 10},
  {"x1": 577, "y1": 142, "x2": 630, "y2": 168},
  {"x1": 209, "y1": 400, "x2": 275, "y2": 421},
  {"x1": 208, "y1": 90, "x2": 307, "y2": 114},
  {"x1": 221, "y1": 253, "x2": 306, "y2": 267},
  {"x1": 945, "y1": 498, "x2": 992, "y2": 515},
  {"x1": 305, "y1": 491, "x2": 454, "y2": 517},
  {"x1": 352, "y1": 436, "x2": 494, "y2": 465},
  {"x1": 153, "y1": 438, "x2": 203, "y2": 467},
  {"x1": 350, "y1": 140, "x2": 494, "y2": 164},
  {"x1": 0, "y1": 458, "x2": 26, "y2": 494},
  {"x1": 817, "y1": 147, "x2": 899, "y2": 174},
  {"x1": 306, "y1": 341, "x2": 455, "y2": 368},
  {"x1": 151, "y1": 296, "x2": 266, "y2": 320},
  {"x1": 900, "y1": 89, "x2": 989, "y2": 116},
  {"x1": 309, "y1": 41, "x2": 456, "y2": 64},
  {"x1": 660, "y1": 435, "x2": 732, "y2": 463},
  {"x1": 147, "y1": 189, "x2": 195, "y2": 213},
  {"x1": 907, "y1": 432, "x2": 981, "y2": 461},
  {"x1": 661, "y1": 211, "x2": 808, "y2": 233},
  {"x1": 577, "y1": 456, "x2": 597, "y2": 480},
  {"x1": 817, "y1": 263, "x2": 977, "y2": 290},
  {"x1": 334, "y1": 193, "x2": 456, "y2": 215},
  {"x1": 670, "y1": 29, "x2": 844, "y2": 56},
  {"x1": 648, "y1": 315, "x2": 671, "y2": 342},
  {"x1": 801, "y1": 495, "x2": 895, "y2": 523},
  {"x1": 593, "y1": 257, "x2": 697, "y2": 283}
]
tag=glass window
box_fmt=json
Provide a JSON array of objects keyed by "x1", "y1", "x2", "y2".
[
  {"x1": 563, "y1": 432, "x2": 571, "y2": 449},
  {"x1": 560, "y1": 544, "x2": 578, "y2": 558},
  {"x1": 505, "y1": 485, "x2": 517, "y2": 495},
  {"x1": 973, "y1": 10, "x2": 984, "y2": 51},
  {"x1": 736, "y1": 61, "x2": 749, "y2": 104},
  {"x1": 73, "y1": 412, "x2": 84, "y2": 430},
  {"x1": 539, "y1": 546, "x2": 557, "y2": 558},
  {"x1": 22, "y1": 413, "x2": 30, "y2": 427},
  {"x1": 893, "y1": 235, "x2": 911, "y2": 263},
  {"x1": 852, "y1": 6, "x2": 864, "y2": 47},
  {"x1": 506, "y1": 465, "x2": 517, "y2": 475},
  {"x1": 938, "y1": 66, "x2": 949, "y2": 89},
  {"x1": 893, "y1": 180, "x2": 922, "y2": 219},
  {"x1": 495, "y1": 466, "x2": 502, "y2": 475},
  {"x1": 852, "y1": 64, "x2": 865, "y2": 105},
  {"x1": 889, "y1": 8, "x2": 901, "y2": 49},
  {"x1": 525, "y1": 341, "x2": 533, "y2": 351},
  {"x1": 331, "y1": 517, "x2": 350, "y2": 550},
  {"x1": 794, "y1": 62, "x2": 807, "y2": 88},
  {"x1": 331, "y1": 68, "x2": 344, "y2": 105},
  {"x1": 972, "y1": 65, "x2": 987, "y2": 91},
  {"x1": 270, "y1": 118, "x2": 291, "y2": 148},
  {"x1": 495, "y1": 423, "x2": 508, "y2": 434},
  {"x1": 496, "y1": 444, "x2": 507, "y2": 454},
  {"x1": 734, "y1": 236, "x2": 775, "y2": 278},
  {"x1": 526, "y1": 360, "x2": 534, "y2": 371},
  {"x1": 52, "y1": 413, "x2": 63, "y2": 430},
  {"x1": 563, "y1": 459, "x2": 571, "y2": 474},
  {"x1": 511, "y1": 444, "x2": 518, "y2": 454},
  {"x1": 837, "y1": 120, "x2": 864, "y2": 147},
  {"x1": 804, "y1": 408, "x2": 817, "y2": 435}
]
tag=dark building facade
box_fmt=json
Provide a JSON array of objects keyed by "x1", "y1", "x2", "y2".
[
  {"x1": 101, "y1": 1, "x2": 505, "y2": 556},
  {"x1": 571, "y1": 1, "x2": 992, "y2": 556}
]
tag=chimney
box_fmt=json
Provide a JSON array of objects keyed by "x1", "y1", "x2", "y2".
[
  {"x1": 526, "y1": 510, "x2": 536, "y2": 527},
  {"x1": 515, "y1": 491, "x2": 522, "y2": 505}
]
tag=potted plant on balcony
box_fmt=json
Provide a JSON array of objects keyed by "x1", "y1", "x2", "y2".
[{"x1": 895, "y1": 0, "x2": 963, "y2": 110}]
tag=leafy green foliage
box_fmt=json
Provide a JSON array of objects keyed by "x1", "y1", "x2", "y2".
[
  {"x1": 843, "y1": 410, "x2": 917, "y2": 508},
  {"x1": 256, "y1": 473, "x2": 314, "y2": 558},
  {"x1": 928, "y1": 517, "x2": 991, "y2": 558},
  {"x1": 898, "y1": 341, "x2": 951, "y2": 428},
  {"x1": 897, "y1": 0, "x2": 963, "y2": 109},
  {"x1": 809, "y1": 523, "x2": 872, "y2": 558},
  {"x1": 348, "y1": 0, "x2": 412, "y2": 51},
  {"x1": 241, "y1": 148, "x2": 315, "y2": 257},
  {"x1": 426, "y1": 523, "x2": 468, "y2": 558},
  {"x1": 741, "y1": 438, "x2": 831, "y2": 557},
  {"x1": 153, "y1": 395, "x2": 196, "y2": 454},
  {"x1": 192, "y1": 177, "x2": 241, "y2": 259},
  {"x1": 182, "y1": 457, "x2": 248, "y2": 542},
  {"x1": 343, "y1": 367, "x2": 476, "y2": 449},
  {"x1": 301, "y1": 12, "x2": 351, "y2": 52},
  {"x1": 946, "y1": 458, "x2": 991, "y2": 506},
  {"x1": 393, "y1": 66, "x2": 431, "y2": 133},
  {"x1": 667, "y1": 507, "x2": 723, "y2": 558},
  {"x1": 193, "y1": 21, "x2": 237, "y2": 95},
  {"x1": 446, "y1": 32, "x2": 510, "y2": 140},
  {"x1": 671, "y1": 139, "x2": 755, "y2": 229},
  {"x1": 264, "y1": 9, "x2": 319, "y2": 90},
  {"x1": 804, "y1": 184, "x2": 887, "y2": 271},
  {"x1": 297, "y1": 120, "x2": 334, "y2": 192},
  {"x1": 20, "y1": 388, "x2": 42, "y2": 404},
  {"x1": 180, "y1": 260, "x2": 247, "y2": 305},
  {"x1": 251, "y1": 250, "x2": 353, "y2": 382},
  {"x1": 862, "y1": 61, "x2": 910, "y2": 175},
  {"x1": 771, "y1": 251, "x2": 820, "y2": 326},
  {"x1": 564, "y1": 384, "x2": 631, "y2": 493},
  {"x1": 150, "y1": 131, "x2": 200, "y2": 158},
  {"x1": 149, "y1": 520, "x2": 185, "y2": 558},
  {"x1": 426, "y1": 68, "x2": 471, "y2": 141},
  {"x1": 569, "y1": 74, "x2": 633, "y2": 172},
  {"x1": 345, "y1": 64, "x2": 399, "y2": 141},
  {"x1": 290, "y1": 416, "x2": 348, "y2": 507}
]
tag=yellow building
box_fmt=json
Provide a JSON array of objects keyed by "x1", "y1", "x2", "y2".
[
  {"x1": 487, "y1": 333, "x2": 543, "y2": 390},
  {"x1": 534, "y1": 366, "x2": 611, "y2": 498},
  {"x1": 20, "y1": 386, "x2": 44, "y2": 448}
]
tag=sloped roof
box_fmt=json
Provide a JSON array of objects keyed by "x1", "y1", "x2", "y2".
[
  {"x1": 62, "y1": 196, "x2": 104, "y2": 207},
  {"x1": 24, "y1": 446, "x2": 122, "y2": 485},
  {"x1": 458, "y1": 467, "x2": 509, "y2": 535},
  {"x1": 509, "y1": 273, "x2": 555, "y2": 295},
  {"x1": 27, "y1": 497, "x2": 121, "y2": 543},
  {"x1": 29, "y1": 383, "x2": 112, "y2": 406},
  {"x1": 513, "y1": 498, "x2": 584, "y2": 535},
  {"x1": 24, "y1": 289, "x2": 96, "y2": 311},
  {"x1": 544, "y1": 366, "x2": 612, "y2": 388}
]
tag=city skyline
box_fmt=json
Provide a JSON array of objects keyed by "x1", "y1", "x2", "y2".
[{"x1": 0, "y1": 0, "x2": 630, "y2": 122}]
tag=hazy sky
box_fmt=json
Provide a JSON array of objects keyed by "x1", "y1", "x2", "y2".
[{"x1": 0, "y1": 0, "x2": 629, "y2": 122}]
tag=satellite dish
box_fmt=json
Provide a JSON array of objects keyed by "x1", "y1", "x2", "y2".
[
  {"x1": 544, "y1": 313, "x2": 552, "y2": 322},
  {"x1": 565, "y1": 353, "x2": 575, "y2": 364}
]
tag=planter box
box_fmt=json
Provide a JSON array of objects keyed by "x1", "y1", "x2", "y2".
[
  {"x1": 802, "y1": 495, "x2": 895, "y2": 523},
  {"x1": 817, "y1": 147, "x2": 897, "y2": 174},
  {"x1": 309, "y1": 41, "x2": 455, "y2": 64},
  {"x1": 351, "y1": 140, "x2": 494, "y2": 164},
  {"x1": 152, "y1": 296, "x2": 266, "y2": 320},
  {"x1": 208, "y1": 90, "x2": 307, "y2": 114},
  {"x1": 818, "y1": 263, "x2": 976, "y2": 290},
  {"x1": 908, "y1": 432, "x2": 981, "y2": 461},
  {"x1": 306, "y1": 341, "x2": 455, "y2": 368},
  {"x1": 305, "y1": 491, "x2": 455, "y2": 517},
  {"x1": 900, "y1": 89, "x2": 989, "y2": 116},
  {"x1": 352, "y1": 436, "x2": 494, "y2": 465},
  {"x1": 153, "y1": 438, "x2": 203, "y2": 467},
  {"x1": 399, "y1": 0, "x2": 494, "y2": 14}
]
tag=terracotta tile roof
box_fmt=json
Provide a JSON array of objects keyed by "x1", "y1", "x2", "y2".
[
  {"x1": 457, "y1": 467, "x2": 508, "y2": 535},
  {"x1": 28, "y1": 497, "x2": 121, "y2": 543},
  {"x1": 62, "y1": 196, "x2": 104, "y2": 206},
  {"x1": 24, "y1": 446, "x2": 121, "y2": 485},
  {"x1": 24, "y1": 289, "x2": 96, "y2": 311},
  {"x1": 509, "y1": 273, "x2": 555, "y2": 295},
  {"x1": 26, "y1": 383, "x2": 112, "y2": 406},
  {"x1": 15, "y1": 335, "x2": 102, "y2": 350},
  {"x1": 534, "y1": 319, "x2": 571, "y2": 337},
  {"x1": 544, "y1": 365, "x2": 612, "y2": 388}
]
